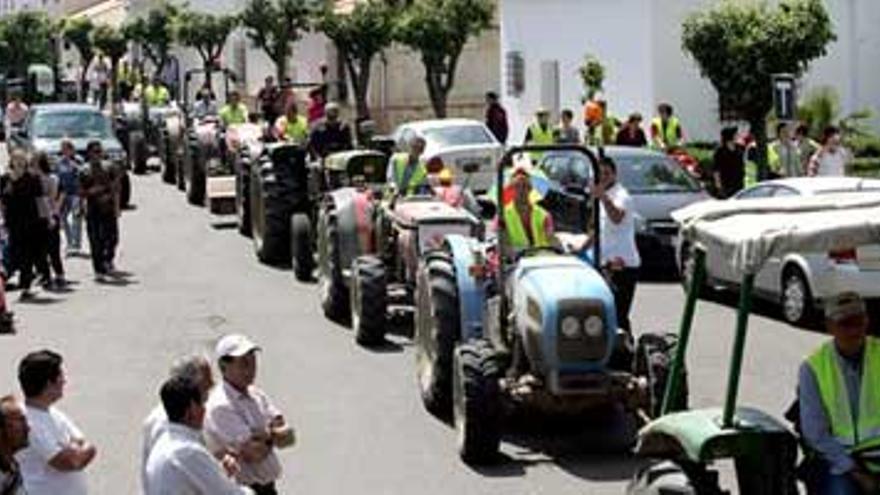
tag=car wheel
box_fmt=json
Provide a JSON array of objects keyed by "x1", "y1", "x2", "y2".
[{"x1": 782, "y1": 266, "x2": 815, "y2": 326}]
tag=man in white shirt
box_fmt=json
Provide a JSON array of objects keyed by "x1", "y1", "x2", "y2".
[
  {"x1": 590, "y1": 157, "x2": 641, "y2": 333},
  {"x1": 145, "y1": 375, "x2": 252, "y2": 495},
  {"x1": 15, "y1": 350, "x2": 96, "y2": 495},
  {"x1": 808, "y1": 125, "x2": 852, "y2": 177},
  {"x1": 205, "y1": 335, "x2": 295, "y2": 495},
  {"x1": 141, "y1": 354, "x2": 218, "y2": 493},
  {"x1": 1, "y1": 395, "x2": 29, "y2": 495},
  {"x1": 4, "y1": 94, "x2": 28, "y2": 133}
]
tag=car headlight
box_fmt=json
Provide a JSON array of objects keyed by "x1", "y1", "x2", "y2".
[
  {"x1": 561, "y1": 316, "x2": 581, "y2": 339},
  {"x1": 583, "y1": 315, "x2": 604, "y2": 338}
]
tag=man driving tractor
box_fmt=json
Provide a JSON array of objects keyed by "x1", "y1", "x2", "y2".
[
  {"x1": 387, "y1": 136, "x2": 430, "y2": 197},
  {"x1": 504, "y1": 163, "x2": 554, "y2": 252},
  {"x1": 274, "y1": 101, "x2": 309, "y2": 146},
  {"x1": 799, "y1": 292, "x2": 880, "y2": 495}
]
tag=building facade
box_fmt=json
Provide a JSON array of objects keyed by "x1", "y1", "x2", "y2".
[{"x1": 500, "y1": 0, "x2": 880, "y2": 143}]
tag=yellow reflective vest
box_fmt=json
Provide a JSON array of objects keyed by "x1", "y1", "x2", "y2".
[
  {"x1": 504, "y1": 203, "x2": 550, "y2": 250},
  {"x1": 144, "y1": 84, "x2": 170, "y2": 106},
  {"x1": 391, "y1": 152, "x2": 428, "y2": 196},
  {"x1": 527, "y1": 123, "x2": 554, "y2": 162},
  {"x1": 219, "y1": 103, "x2": 249, "y2": 127},
  {"x1": 807, "y1": 337, "x2": 880, "y2": 473},
  {"x1": 277, "y1": 115, "x2": 309, "y2": 145},
  {"x1": 651, "y1": 116, "x2": 682, "y2": 149}
]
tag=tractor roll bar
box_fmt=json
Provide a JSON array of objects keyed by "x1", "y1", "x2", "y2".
[
  {"x1": 495, "y1": 144, "x2": 602, "y2": 335},
  {"x1": 183, "y1": 68, "x2": 237, "y2": 112}
]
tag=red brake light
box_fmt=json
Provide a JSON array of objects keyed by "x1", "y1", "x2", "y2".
[{"x1": 829, "y1": 248, "x2": 857, "y2": 263}]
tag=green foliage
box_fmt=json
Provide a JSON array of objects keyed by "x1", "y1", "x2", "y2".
[
  {"x1": 682, "y1": 0, "x2": 835, "y2": 168},
  {"x1": 797, "y1": 85, "x2": 877, "y2": 155},
  {"x1": 62, "y1": 17, "x2": 96, "y2": 99},
  {"x1": 0, "y1": 11, "x2": 56, "y2": 78},
  {"x1": 240, "y1": 0, "x2": 312, "y2": 81},
  {"x1": 177, "y1": 10, "x2": 239, "y2": 74},
  {"x1": 317, "y1": 0, "x2": 395, "y2": 119},
  {"x1": 124, "y1": 1, "x2": 181, "y2": 76},
  {"x1": 394, "y1": 0, "x2": 494, "y2": 117},
  {"x1": 851, "y1": 158, "x2": 880, "y2": 178},
  {"x1": 578, "y1": 54, "x2": 605, "y2": 101},
  {"x1": 92, "y1": 24, "x2": 129, "y2": 63}
]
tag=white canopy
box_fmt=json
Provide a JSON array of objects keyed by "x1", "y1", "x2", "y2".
[{"x1": 671, "y1": 193, "x2": 880, "y2": 275}]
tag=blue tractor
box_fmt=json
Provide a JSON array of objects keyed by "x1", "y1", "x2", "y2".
[{"x1": 414, "y1": 145, "x2": 684, "y2": 464}]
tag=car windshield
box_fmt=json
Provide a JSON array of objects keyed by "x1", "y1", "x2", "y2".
[
  {"x1": 32, "y1": 111, "x2": 112, "y2": 139},
  {"x1": 539, "y1": 151, "x2": 701, "y2": 194},
  {"x1": 422, "y1": 125, "x2": 494, "y2": 147}
]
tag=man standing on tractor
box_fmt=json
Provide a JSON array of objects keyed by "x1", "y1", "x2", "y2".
[
  {"x1": 387, "y1": 136, "x2": 430, "y2": 197},
  {"x1": 524, "y1": 108, "x2": 554, "y2": 163},
  {"x1": 504, "y1": 163, "x2": 554, "y2": 253},
  {"x1": 650, "y1": 103, "x2": 684, "y2": 151},
  {"x1": 590, "y1": 157, "x2": 640, "y2": 333},
  {"x1": 798, "y1": 292, "x2": 880, "y2": 495},
  {"x1": 307, "y1": 103, "x2": 353, "y2": 159},
  {"x1": 273, "y1": 102, "x2": 309, "y2": 147},
  {"x1": 219, "y1": 91, "x2": 249, "y2": 128}
]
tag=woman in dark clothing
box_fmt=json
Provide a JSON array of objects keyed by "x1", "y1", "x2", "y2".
[
  {"x1": 615, "y1": 113, "x2": 648, "y2": 147},
  {"x1": 34, "y1": 153, "x2": 65, "y2": 287},
  {"x1": 0, "y1": 149, "x2": 46, "y2": 300},
  {"x1": 712, "y1": 127, "x2": 746, "y2": 199}
]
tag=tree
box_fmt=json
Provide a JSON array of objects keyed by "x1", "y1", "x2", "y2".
[
  {"x1": 394, "y1": 0, "x2": 493, "y2": 118},
  {"x1": 682, "y1": 0, "x2": 835, "y2": 173},
  {"x1": 0, "y1": 11, "x2": 56, "y2": 78},
  {"x1": 578, "y1": 54, "x2": 605, "y2": 102},
  {"x1": 177, "y1": 10, "x2": 239, "y2": 92},
  {"x1": 63, "y1": 17, "x2": 96, "y2": 101},
  {"x1": 240, "y1": 0, "x2": 311, "y2": 82},
  {"x1": 92, "y1": 24, "x2": 129, "y2": 106},
  {"x1": 124, "y1": 1, "x2": 180, "y2": 78},
  {"x1": 317, "y1": 0, "x2": 394, "y2": 121}
]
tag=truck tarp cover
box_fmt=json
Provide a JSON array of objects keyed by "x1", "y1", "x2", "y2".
[{"x1": 671, "y1": 193, "x2": 880, "y2": 275}]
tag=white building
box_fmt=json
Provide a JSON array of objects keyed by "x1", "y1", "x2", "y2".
[{"x1": 500, "y1": 0, "x2": 880, "y2": 143}]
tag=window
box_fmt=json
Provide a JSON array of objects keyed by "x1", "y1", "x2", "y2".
[
  {"x1": 505, "y1": 51, "x2": 524, "y2": 97},
  {"x1": 736, "y1": 185, "x2": 776, "y2": 199}
]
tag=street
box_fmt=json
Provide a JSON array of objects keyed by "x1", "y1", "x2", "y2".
[{"x1": 0, "y1": 153, "x2": 827, "y2": 494}]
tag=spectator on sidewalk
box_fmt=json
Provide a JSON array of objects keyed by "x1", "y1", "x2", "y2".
[
  {"x1": 306, "y1": 87, "x2": 326, "y2": 125},
  {"x1": 256, "y1": 77, "x2": 279, "y2": 125},
  {"x1": 615, "y1": 113, "x2": 648, "y2": 147},
  {"x1": 79, "y1": 141, "x2": 121, "y2": 281},
  {"x1": 141, "y1": 354, "x2": 217, "y2": 493},
  {"x1": 808, "y1": 126, "x2": 852, "y2": 177},
  {"x1": 554, "y1": 109, "x2": 581, "y2": 145},
  {"x1": 145, "y1": 376, "x2": 251, "y2": 495},
  {"x1": 484, "y1": 91, "x2": 508, "y2": 144},
  {"x1": 712, "y1": 127, "x2": 745, "y2": 199},
  {"x1": 56, "y1": 141, "x2": 84, "y2": 256},
  {"x1": 768, "y1": 122, "x2": 802, "y2": 178},
  {"x1": 16, "y1": 350, "x2": 96, "y2": 495},
  {"x1": 794, "y1": 123, "x2": 819, "y2": 174},
  {"x1": 205, "y1": 335, "x2": 295, "y2": 495},
  {"x1": 0, "y1": 395, "x2": 29, "y2": 495},
  {"x1": 4, "y1": 95, "x2": 28, "y2": 132},
  {"x1": 33, "y1": 154, "x2": 64, "y2": 288},
  {"x1": 1, "y1": 150, "x2": 46, "y2": 300}
]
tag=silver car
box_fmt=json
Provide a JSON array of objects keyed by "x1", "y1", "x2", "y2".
[
  {"x1": 391, "y1": 119, "x2": 503, "y2": 193},
  {"x1": 678, "y1": 177, "x2": 880, "y2": 325}
]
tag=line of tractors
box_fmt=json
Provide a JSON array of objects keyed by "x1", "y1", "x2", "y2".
[{"x1": 126, "y1": 71, "x2": 815, "y2": 493}]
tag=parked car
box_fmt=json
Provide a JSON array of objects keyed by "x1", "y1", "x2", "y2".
[
  {"x1": 538, "y1": 146, "x2": 709, "y2": 272},
  {"x1": 677, "y1": 177, "x2": 880, "y2": 326},
  {"x1": 9, "y1": 103, "x2": 131, "y2": 207},
  {"x1": 391, "y1": 119, "x2": 503, "y2": 192}
]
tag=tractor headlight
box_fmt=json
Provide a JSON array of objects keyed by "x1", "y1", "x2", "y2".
[
  {"x1": 583, "y1": 315, "x2": 604, "y2": 338},
  {"x1": 561, "y1": 316, "x2": 581, "y2": 339}
]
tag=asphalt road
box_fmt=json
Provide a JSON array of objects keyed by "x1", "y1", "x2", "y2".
[{"x1": 0, "y1": 148, "x2": 827, "y2": 494}]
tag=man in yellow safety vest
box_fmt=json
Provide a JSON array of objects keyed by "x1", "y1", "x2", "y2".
[
  {"x1": 274, "y1": 102, "x2": 309, "y2": 146},
  {"x1": 524, "y1": 108, "x2": 554, "y2": 163},
  {"x1": 387, "y1": 136, "x2": 430, "y2": 197},
  {"x1": 218, "y1": 91, "x2": 249, "y2": 128},
  {"x1": 143, "y1": 77, "x2": 170, "y2": 107},
  {"x1": 799, "y1": 292, "x2": 880, "y2": 494},
  {"x1": 650, "y1": 103, "x2": 684, "y2": 151},
  {"x1": 503, "y1": 164, "x2": 553, "y2": 252}
]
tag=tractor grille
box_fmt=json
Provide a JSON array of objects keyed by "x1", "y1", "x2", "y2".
[{"x1": 556, "y1": 299, "x2": 608, "y2": 363}]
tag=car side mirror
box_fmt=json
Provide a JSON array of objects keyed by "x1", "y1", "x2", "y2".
[{"x1": 476, "y1": 196, "x2": 496, "y2": 220}]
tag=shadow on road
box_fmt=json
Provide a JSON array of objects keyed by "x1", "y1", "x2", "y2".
[
  {"x1": 18, "y1": 295, "x2": 62, "y2": 306},
  {"x1": 210, "y1": 220, "x2": 238, "y2": 231}
]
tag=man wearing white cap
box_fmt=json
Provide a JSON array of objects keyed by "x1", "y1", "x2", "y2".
[
  {"x1": 798, "y1": 292, "x2": 880, "y2": 494},
  {"x1": 204, "y1": 335, "x2": 294, "y2": 495}
]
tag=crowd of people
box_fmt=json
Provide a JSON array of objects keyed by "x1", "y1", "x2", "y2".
[
  {"x1": 0, "y1": 334, "x2": 295, "y2": 495},
  {"x1": 0, "y1": 137, "x2": 126, "y2": 333}
]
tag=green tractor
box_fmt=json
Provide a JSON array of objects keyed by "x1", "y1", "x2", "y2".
[{"x1": 628, "y1": 193, "x2": 880, "y2": 494}]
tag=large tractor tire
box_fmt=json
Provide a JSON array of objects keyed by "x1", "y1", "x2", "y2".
[
  {"x1": 318, "y1": 204, "x2": 349, "y2": 323},
  {"x1": 351, "y1": 256, "x2": 387, "y2": 346},
  {"x1": 119, "y1": 171, "x2": 132, "y2": 209},
  {"x1": 161, "y1": 131, "x2": 176, "y2": 185},
  {"x1": 236, "y1": 161, "x2": 252, "y2": 237},
  {"x1": 453, "y1": 339, "x2": 502, "y2": 465},
  {"x1": 187, "y1": 153, "x2": 207, "y2": 207},
  {"x1": 290, "y1": 213, "x2": 314, "y2": 281},
  {"x1": 130, "y1": 132, "x2": 148, "y2": 175},
  {"x1": 415, "y1": 250, "x2": 461, "y2": 419},
  {"x1": 633, "y1": 333, "x2": 688, "y2": 418}
]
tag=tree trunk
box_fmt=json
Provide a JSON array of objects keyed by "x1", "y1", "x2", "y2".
[
  {"x1": 109, "y1": 59, "x2": 119, "y2": 116},
  {"x1": 348, "y1": 56, "x2": 372, "y2": 122},
  {"x1": 424, "y1": 65, "x2": 447, "y2": 118},
  {"x1": 275, "y1": 53, "x2": 288, "y2": 85},
  {"x1": 203, "y1": 62, "x2": 214, "y2": 93},
  {"x1": 78, "y1": 59, "x2": 93, "y2": 102},
  {"x1": 749, "y1": 113, "x2": 769, "y2": 180}
]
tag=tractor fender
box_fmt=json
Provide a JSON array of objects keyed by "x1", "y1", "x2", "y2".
[
  {"x1": 445, "y1": 234, "x2": 486, "y2": 341},
  {"x1": 635, "y1": 406, "x2": 795, "y2": 464},
  {"x1": 326, "y1": 187, "x2": 375, "y2": 274}
]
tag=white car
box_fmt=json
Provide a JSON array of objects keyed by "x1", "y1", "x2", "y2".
[
  {"x1": 391, "y1": 119, "x2": 503, "y2": 192},
  {"x1": 678, "y1": 177, "x2": 880, "y2": 325}
]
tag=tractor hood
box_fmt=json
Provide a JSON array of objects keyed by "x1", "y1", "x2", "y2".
[
  {"x1": 511, "y1": 254, "x2": 618, "y2": 380},
  {"x1": 392, "y1": 197, "x2": 477, "y2": 226}
]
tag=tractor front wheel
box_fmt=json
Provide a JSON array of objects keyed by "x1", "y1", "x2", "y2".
[
  {"x1": 453, "y1": 339, "x2": 502, "y2": 465},
  {"x1": 351, "y1": 256, "x2": 387, "y2": 346},
  {"x1": 291, "y1": 213, "x2": 314, "y2": 282},
  {"x1": 319, "y1": 206, "x2": 349, "y2": 323},
  {"x1": 633, "y1": 333, "x2": 688, "y2": 418}
]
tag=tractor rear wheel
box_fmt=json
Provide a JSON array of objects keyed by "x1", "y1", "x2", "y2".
[
  {"x1": 633, "y1": 333, "x2": 688, "y2": 418},
  {"x1": 416, "y1": 251, "x2": 461, "y2": 419},
  {"x1": 291, "y1": 213, "x2": 314, "y2": 281},
  {"x1": 187, "y1": 155, "x2": 207, "y2": 206},
  {"x1": 627, "y1": 461, "x2": 701, "y2": 495},
  {"x1": 119, "y1": 171, "x2": 131, "y2": 209},
  {"x1": 237, "y1": 163, "x2": 252, "y2": 237},
  {"x1": 130, "y1": 133, "x2": 147, "y2": 175},
  {"x1": 319, "y1": 205, "x2": 349, "y2": 323},
  {"x1": 453, "y1": 339, "x2": 502, "y2": 465},
  {"x1": 351, "y1": 256, "x2": 387, "y2": 346}
]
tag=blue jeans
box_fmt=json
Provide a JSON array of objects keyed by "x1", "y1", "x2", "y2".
[
  {"x1": 818, "y1": 467, "x2": 862, "y2": 495},
  {"x1": 60, "y1": 195, "x2": 82, "y2": 251}
]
